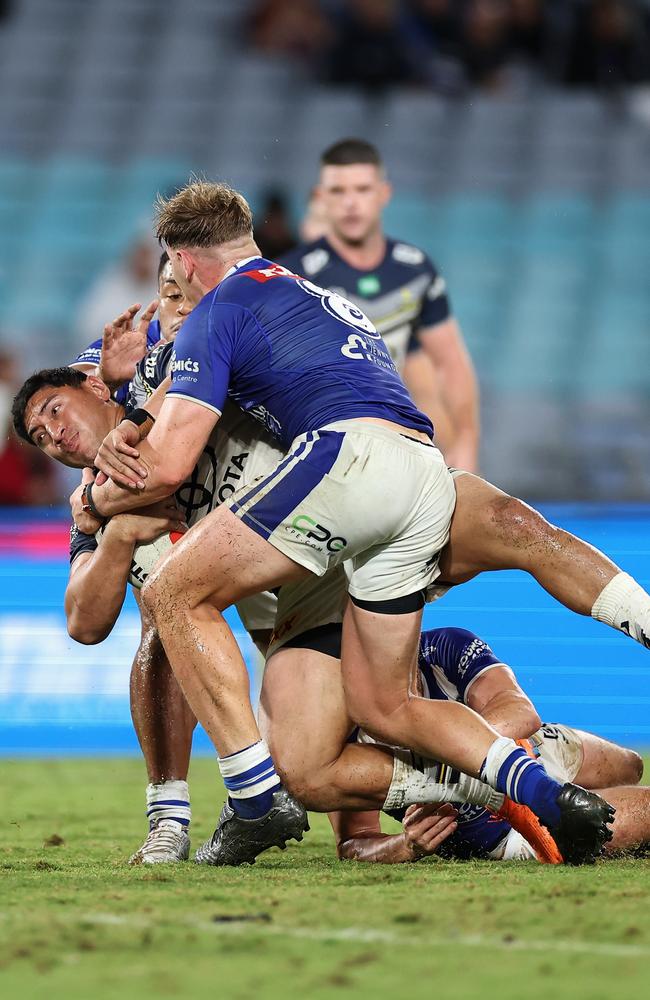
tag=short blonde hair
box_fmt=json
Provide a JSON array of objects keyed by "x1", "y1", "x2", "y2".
[{"x1": 155, "y1": 180, "x2": 253, "y2": 249}]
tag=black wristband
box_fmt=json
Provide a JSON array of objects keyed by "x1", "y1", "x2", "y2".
[
  {"x1": 122, "y1": 408, "x2": 155, "y2": 427},
  {"x1": 81, "y1": 482, "x2": 108, "y2": 524}
]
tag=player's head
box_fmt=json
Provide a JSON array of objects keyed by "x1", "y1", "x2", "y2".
[
  {"x1": 12, "y1": 367, "x2": 120, "y2": 469},
  {"x1": 155, "y1": 180, "x2": 255, "y2": 303},
  {"x1": 157, "y1": 250, "x2": 192, "y2": 341},
  {"x1": 317, "y1": 139, "x2": 391, "y2": 247}
]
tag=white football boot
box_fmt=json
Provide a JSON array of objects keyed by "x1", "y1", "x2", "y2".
[{"x1": 128, "y1": 819, "x2": 190, "y2": 865}]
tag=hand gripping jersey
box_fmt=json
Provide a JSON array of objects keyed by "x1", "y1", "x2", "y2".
[
  {"x1": 69, "y1": 339, "x2": 284, "y2": 631},
  {"x1": 166, "y1": 257, "x2": 432, "y2": 449},
  {"x1": 357, "y1": 626, "x2": 514, "y2": 858},
  {"x1": 280, "y1": 238, "x2": 451, "y2": 373},
  {"x1": 70, "y1": 319, "x2": 162, "y2": 406}
]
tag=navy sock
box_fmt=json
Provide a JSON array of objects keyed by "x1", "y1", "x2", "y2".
[
  {"x1": 481, "y1": 744, "x2": 562, "y2": 828},
  {"x1": 219, "y1": 740, "x2": 281, "y2": 820}
]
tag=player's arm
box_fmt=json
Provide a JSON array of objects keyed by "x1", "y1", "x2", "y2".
[
  {"x1": 466, "y1": 666, "x2": 541, "y2": 740},
  {"x1": 418, "y1": 316, "x2": 480, "y2": 472},
  {"x1": 330, "y1": 805, "x2": 458, "y2": 863},
  {"x1": 86, "y1": 397, "x2": 218, "y2": 522},
  {"x1": 79, "y1": 303, "x2": 232, "y2": 524},
  {"x1": 65, "y1": 503, "x2": 185, "y2": 643}
]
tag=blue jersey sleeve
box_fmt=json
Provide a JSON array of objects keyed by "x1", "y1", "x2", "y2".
[
  {"x1": 71, "y1": 338, "x2": 102, "y2": 368},
  {"x1": 419, "y1": 627, "x2": 504, "y2": 702},
  {"x1": 166, "y1": 298, "x2": 241, "y2": 416},
  {"x1": 69, "y1": 522, "x2": 98, "y2": 564}
]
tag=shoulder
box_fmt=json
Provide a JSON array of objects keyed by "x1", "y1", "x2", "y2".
[
  {"x1": 279, "y1": 239, "x2": 332, "y2": 279},
  {"x1": 386, "y1": 238, "x2": 438, "y2": 277},
  {"x1": 419, "y1": 627, "x2": 489, "y2": 670},
  {"x1": 71, "y1": 337, "x2": 103, "y2": 368}
]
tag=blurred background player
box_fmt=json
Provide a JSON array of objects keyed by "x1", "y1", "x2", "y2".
[{"x1": 281, "y1": 138, "x2": 480, "y2": 471}]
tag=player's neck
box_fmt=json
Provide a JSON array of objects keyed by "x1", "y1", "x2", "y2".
[{"x1": 327, "y1": 229, "x2": 386, "y2": 272}]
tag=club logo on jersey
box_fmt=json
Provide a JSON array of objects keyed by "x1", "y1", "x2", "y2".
[
  {"x1": 357, "y1": 274, "x2": 380, "y2": 297},
  {"x1": 297, "y1": 278, "x2": 379, "y2": 338},
  {"x1": 289, "y1": 514, "x2": 347, "y2": 553}
]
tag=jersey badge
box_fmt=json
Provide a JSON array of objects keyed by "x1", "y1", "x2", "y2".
[{"x1": 357, "y1": 274, "x2": 380, "y2": 297}]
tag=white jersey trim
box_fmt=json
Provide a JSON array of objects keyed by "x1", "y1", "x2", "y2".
[
  {"x1": 462, "y1": 662, "x2": 508, "y2": 701},
  {"x1": 167, "y1": 393, "x2": 223, "y2": 417}
]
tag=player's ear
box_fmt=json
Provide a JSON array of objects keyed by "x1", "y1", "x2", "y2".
[
  {"x1": 380, "y1": 179, "x2": 392, "y2": 208},
  {"x1": 84, "y1": 375, "x2": 111, "y2": 401},
  {"x1": 177, "y1": 248, "x2": 195, "y2": 283}
]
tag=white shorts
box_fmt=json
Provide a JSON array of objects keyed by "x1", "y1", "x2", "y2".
[
  {"x1": 488, "y1": 829, "x2": 538, "y2": 861},
  {"x1": 235, "y1": 591, "x2": 278, "y2": 634},
  {"x1": 226, "y1": 421, "x2": 456, "y2": 605},
  {"x1": 530, "y1": 723, "x2": 584, "y2": 784},
  {"x1": 266, "y1": 565, "x2": 348, "y2": 659}
]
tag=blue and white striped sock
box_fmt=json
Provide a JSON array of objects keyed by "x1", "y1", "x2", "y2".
[
  {"x1": 146, "y1": 780, "x2": 191, "y2": 829},
  {"x1": 480, "y1": 736, "x2": 562, "y2": 828},
  {"x1": 219, "y1": 740, "x2": 281, "y2": 820}
]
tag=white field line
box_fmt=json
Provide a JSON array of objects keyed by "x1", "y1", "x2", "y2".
[{"x1": 81, "y1": 913, "x2": 650, "y2": 959}]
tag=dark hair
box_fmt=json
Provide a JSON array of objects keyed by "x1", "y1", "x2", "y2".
[
  {"x1": 320, "y1": 138, "x2": 383, "y2": 168},
  {"x1": 12, "y1": 367, "x2": 88, "y2": 444},
  {"x1": 157, "y1": 249, "x2": 170, "y2": 282}
]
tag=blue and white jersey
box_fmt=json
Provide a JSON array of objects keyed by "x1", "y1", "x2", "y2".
[
  {"x1": 361, "y1": 626, "x2": 512, "y2": 858},
  {"x1": 280, "y1": 238, "x2": 451, "y2": 372},
  {"x1": 166, "y1": 257, "x2": 432, "y2": 449},
  {"x1": 70, "y1": 320, "x2": 162, "y2": 405},
  {"x1": 417, "y1": 627, "x2": 505, "y2": 705}
]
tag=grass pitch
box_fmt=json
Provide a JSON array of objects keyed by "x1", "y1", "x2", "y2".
[{"x1": 2, "y1": 758, "x2": 650, "y2": 1000}]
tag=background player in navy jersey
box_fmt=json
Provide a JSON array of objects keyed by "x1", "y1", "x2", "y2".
[
  {"x1": 68, "y1": 179, "x2": 621, "y2": 866},
  {"x1": 281, "y1": 139, "x2": 479, "y2": 472}
]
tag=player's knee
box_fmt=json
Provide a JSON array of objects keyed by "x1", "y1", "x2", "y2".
[
  {"x1": 140, "y1": 569, "x2": 175, "y2": 622},
  {"x1": 487, "y1": 494, "x2": 555, "y2": 564},
  {"x1": 622, "y1": 748, "x2": 644, "y2": 784}
]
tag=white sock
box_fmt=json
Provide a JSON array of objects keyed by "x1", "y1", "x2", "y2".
[
  {"x1": 591, "y1": 572, "x2": 650, "y2": 648},
  {"x1": 146, "y1": 779, "x2": 191, "y2": 829},
  {"x1": 383, "y1": 754, "x2": 504, "y2": 813}
]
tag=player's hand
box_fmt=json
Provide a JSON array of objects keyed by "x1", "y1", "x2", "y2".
[
  {"x1": 70, "y1": 468, "x2": 103, "y2": 534},
  {"x1": 97, "y1": 299, "x2": 159, "y2": 389},
  {"x1": 94, "y1": 421, "x2": 147, "y2": 490},
  {"x1": 402, "y1": 803, "x2": 458, "y2": 859},
  {"x1": 107, "y1": 500, "x2": 187, "y2": 545}
]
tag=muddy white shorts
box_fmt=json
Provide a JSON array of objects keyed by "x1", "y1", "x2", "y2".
[
  {"x1": 529, "y1": 723, "x2": 584, "y2": 784},
  {"x1": 265, "y1": 565, "x2": 348, "y2": 659},
  {"x1": 225, "y1": 420, "x2": 456, "y2": 606}
]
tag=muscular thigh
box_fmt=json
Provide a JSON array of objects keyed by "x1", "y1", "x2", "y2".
[
  {"x1": 260, "y1": 647, "x2": 353, "y2": 782},
  {"x1": 148, "y1": 503, "x2": 309, "y2": 610}
]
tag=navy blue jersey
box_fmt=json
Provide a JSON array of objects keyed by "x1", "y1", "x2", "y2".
[
  {"x1": 280, "y1": 238, "x2": 451, "y2": 371},
  {"x1": 71, "y1": 320, "x2": 162, "y2": 405},
  {"x1": 384, "y1": 626, "x2": 511, "y2": 858},
  {"x1": 417, "y1": 627, "x2": 504, "y2": 704},
  {"x1": 167, "y1": 257, "x2": 432, "y2": 449},
  {"x1": 69, "y1": 521, "x2": 97, "y2": 563}
]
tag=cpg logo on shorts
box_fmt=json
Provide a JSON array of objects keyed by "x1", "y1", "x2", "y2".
[{"x1": 288, "y1": 514, "x2": 347, "y2": 553}]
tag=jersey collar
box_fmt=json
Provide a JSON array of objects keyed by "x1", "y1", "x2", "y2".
[{"x1": 223, "y1": 256, "x2": 262, "y2": 280}]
